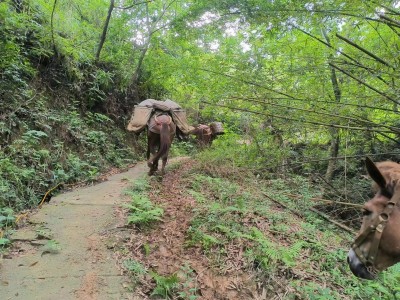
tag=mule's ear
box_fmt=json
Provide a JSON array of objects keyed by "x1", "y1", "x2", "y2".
[{"x1": 365, "y1": 157, "x2": 386, "y2": 189}]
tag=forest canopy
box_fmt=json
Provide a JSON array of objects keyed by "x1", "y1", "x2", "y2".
[
  {"x1": 0, "y1": 0, "x2": 399, "y2": 210},
  {"x1": 2, "y1": 2, "x2": 400, "y2": 299}
]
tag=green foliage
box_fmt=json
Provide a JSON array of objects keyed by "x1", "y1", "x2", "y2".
[
  {"x1": 184, "y1": 164, "x2": 400, "y2": 299},
  {"x1": 150, "y1": 271, "x2": 179, "y2": 299},
  {"x1": 123, "y1": 259, "x2": 148, "y2": 285},
  {"x1": 36, "y1": 226, "x2": 53, "y2": 240},
  {"x1": 124, "y1": 194, "x2": 164, "y2": 226},
  {"x1": 250, "y1": 227, "x2": 305, "y2": 269},
  {"x1": 170, "y1": 140, "x2": 196, "y2": 157},
  {"x1": 124, "y1": 177, "x2": 164, "y2": 227},
  {"x1": 0, "y1": 207, "x2": 15, "y2": 249},
  {"x1": 0, "y1": 237, "x2": 11, "y2": 247},
  {"x1": 41, "y1": 239, "x2": 61, "y2": 254},
  {"x1": 0, "y1": 208, "x2": 15, "y2": 229},
  {"x1": 0, "y1": 100, "x2": 136, "y2": 210},
  {"x1": 127, "y1": 177, "x2": 151, "y2": 194},
  {"x1": 176, "y1": 264, "x2": 199, "y2": 300}
]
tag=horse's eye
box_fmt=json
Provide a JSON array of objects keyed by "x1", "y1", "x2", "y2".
[{"x1": 362, "y1": 209, "x2": 372, "y2": 216}]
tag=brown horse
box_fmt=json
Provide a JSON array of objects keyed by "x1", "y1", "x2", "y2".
[
  {"x1": 146, "y1": 113, "x2": 176, "y2": 175},
  {"x1": 348, "y1": 157, "x2": 400, "y2": 279}
]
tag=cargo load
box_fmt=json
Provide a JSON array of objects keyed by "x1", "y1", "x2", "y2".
[{"x1": 126, "y1": 99, "x2": 194, "y2": 134}]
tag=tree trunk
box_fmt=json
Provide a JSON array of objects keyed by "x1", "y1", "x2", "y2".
[
  {"x1": 50, "y1": 0, "x2": 58, "y2": 56},
  {"x1": 130, "y1": 1, "x2": 151, "y2": 103},
  {"x1": 323, "y1": 29, "x2": 342, "y2": 183},
  {"x1": 325, "y1": 130, "x2": 340, "y2": 182},
  {"x1": 95, "y1": 0, "x2": 114, "y2": 63}
]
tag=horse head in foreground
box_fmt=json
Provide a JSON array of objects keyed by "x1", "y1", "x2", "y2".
[
  {"x1": 146, "y1": 113, "x2": 176, "y2": 176},
  {"x1": 348, "y1": 157, "x2": 400, "y2": 279}
]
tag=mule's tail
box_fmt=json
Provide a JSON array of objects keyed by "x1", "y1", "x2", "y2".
[{"x1": 150, "y1": 122, "x2": 171, "y2": 164}]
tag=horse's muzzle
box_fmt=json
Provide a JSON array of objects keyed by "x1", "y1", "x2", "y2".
[{"x1": 347, "y1": 249, "x2": 375, "y2": 280}]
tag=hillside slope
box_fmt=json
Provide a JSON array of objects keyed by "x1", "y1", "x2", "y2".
[{"x1": 115, "y1": 158, "x2": 400, "y2": 300}]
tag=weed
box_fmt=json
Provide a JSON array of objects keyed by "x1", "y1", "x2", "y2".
[
  {"x1": 124, "y1": 194, "x2": 164, "y2": 226},
  {"x1": 41, "y1": 240, "x2": 61, "y2": 254},
  {"x1": 123, "y1": 259, "x2": 148, "y2": 284},
  {"x1": 143, "y1": 243, "x2": 151, "y2": 256},
  {"x1": 186, "y1": 226, "x2": 222, "y2": 250},
  {"x1": 177, "y1": 264, "x2": 199, "y2": 300},
  {"x1": 36, "y1": 226, "x2": 53, "y2": 240},
  {"x1": 0, "y1": 207, "x2": 15, "y2": 249},
  {"x1": 0, "y1": 237, "x2": 11, "y2": 247},
  {"x1": 126, "y1": 176, "x2": 151, "y2": 194},
  {"x1": 170, "y1": 140, "x2": 195, "y2": 157},
  {"x1": 150, "y1": 271, "x2": 179, "y2": 299},
  {"x1": 124, "y1": 177, "x2": 164, "y2": 227},
  {"x1": 0, "y1": 207, "x2": 15, "y2": 228}
]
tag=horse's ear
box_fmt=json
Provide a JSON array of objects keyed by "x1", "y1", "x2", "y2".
[{"x1": 365, "y1": 157, "x2": 386, "y2": 190}]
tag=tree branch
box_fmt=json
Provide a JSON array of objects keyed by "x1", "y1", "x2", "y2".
[
  {"x1": 293, "y1": 25, "x2": 394, "y2": 86},
  {"x1": 203, "y1": 101, "x2": 396, "y2": 134},
  {"x1": 379, "y1": 14, "x2": 400, "y2": 28},
  {"x1": 292, "y1": 25, "x2": 360, "y2": 65},
  {"x1": 229, "y1": 96, "x2": 400, "y2": 133},
  {"x1": 229, "y1": 95, "x2": 398, "y2": 114},
  {"x1": 115, "y1": 0, "x2": 153, "y2": 10},
  {"x1": 336, "y1": 33, "x2": 393, "y2": 68},
  {"x1": 329, "y1": 63, "x2": 399, "y2": 105},
  {"x1": 198, "y1": 68, "x2": 297, "y2": 99}
]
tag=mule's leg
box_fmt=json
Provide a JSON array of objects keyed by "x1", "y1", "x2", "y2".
[
  {"x1": 148, "y1": 153, "x2": 157, "y2": 174},
  {"x1": 148, "y1": 139, "x2": 161, "y2": 175},
  {"x1": 160, "y1": 156, "x2": 168, "y2": 175},
  {"x1": 147, "y1": 149, "x2": 154, "y2": 168},
  {"x1": 150, "y1": 143, "x2": 160, "y2": 171},
  {"x1": 147, "y1": 147, "x2": 156, "y2": 172},
  {"x1": 160, "y1": 136, "x2": 173, "y2": 175}
]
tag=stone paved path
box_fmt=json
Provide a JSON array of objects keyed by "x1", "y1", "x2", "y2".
[{"x1": 1, "y1": 162, "x2": 148, "y2": 300}]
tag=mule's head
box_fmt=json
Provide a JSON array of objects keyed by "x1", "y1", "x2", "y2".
[{"x1": 348, "y1": 157, "x2": 400, "y2": 279}]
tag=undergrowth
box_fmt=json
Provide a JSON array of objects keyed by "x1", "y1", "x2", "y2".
[
  {"x1": 0, "y1": 98, "x2": 137, "y2": 211},
  {"x1": 185, "y1": 158, "x2": 400, "y2": 299}
]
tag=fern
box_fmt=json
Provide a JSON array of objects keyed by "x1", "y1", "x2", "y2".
[
  {"x1": 123, "y1": 178, "x2": 163, "y2": 226},
  {"x1": 250, "y1": 228, "x2": 304, "y2": 268},
  {"x1": 127, "y1": 207, "x2": 164, "y2": 225},
  {"x1": 281, "y1": 241, "x2": 305, "y2": 267},
  {"x1": 150, "y1": 272, "x2": 179, "y2": 299}
]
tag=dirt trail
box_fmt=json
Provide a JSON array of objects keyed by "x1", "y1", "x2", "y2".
[{"x1": 1, "y1": 162, "x2": 149, "y2": 300}]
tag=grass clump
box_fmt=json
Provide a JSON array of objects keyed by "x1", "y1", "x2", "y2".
[
  {"x1": 0, "y1": 207, "x2": 15, "y2": 249},
  {"x1": 123, "y1": 177, "x2": 164, "y2": 227}
]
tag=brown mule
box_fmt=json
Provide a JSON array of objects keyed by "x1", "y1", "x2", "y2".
[
  {"x1": 348, "y1": 157, "x2": 400, "y2": 279},
  {"x1": 146, "y1": 113, "x2": 176, "y2": 176},
  {"x1": 190, "y1": 124, "x2": 215, "y2": 147}
]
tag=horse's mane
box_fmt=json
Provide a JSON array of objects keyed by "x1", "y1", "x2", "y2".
[{"x1": 374, "y1": 161, "x2": 400, "y2": 192}]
